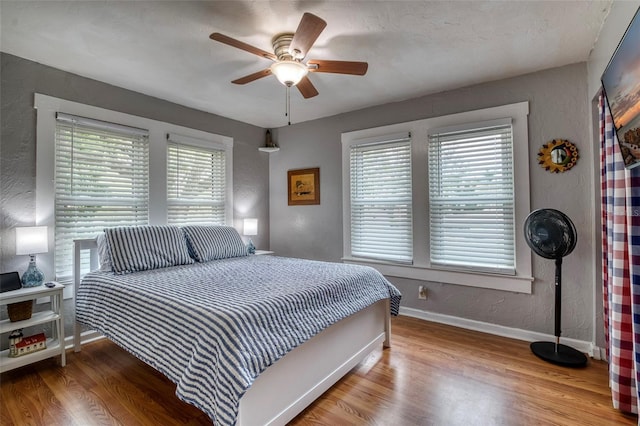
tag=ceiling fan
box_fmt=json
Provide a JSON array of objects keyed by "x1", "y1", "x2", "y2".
[{"x1": 209, "y1": 12, "x2": 368, "y2": 99}]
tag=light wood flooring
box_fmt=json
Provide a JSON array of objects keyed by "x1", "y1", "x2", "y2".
[{"x1": 1, "y1": 315, "x2": 636, "y2": 425}]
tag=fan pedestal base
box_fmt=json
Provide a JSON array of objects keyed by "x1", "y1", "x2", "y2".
[{"x1": 530, "y1": 341, "x2": 587, "y2": 367}]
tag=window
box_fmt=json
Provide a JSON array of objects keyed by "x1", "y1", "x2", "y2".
[
  {"x1": 342, "y1": 102, "x2": 532, "y2": 293},
  {"x1": 167, "y1": 134, "x2": 229, "y2": 226},
  {"x1": 54, "y1": 113, "x2": 149, "y2": 282},
  {"x1": 349, "y1": 135, "x2": 412, "y2": 263},
  {"x1": 428, "y1": 120, "x2": 515, "y2": 274},
  {"x1": 35, "y1": 94, "x2": 234, "y2": 288}
]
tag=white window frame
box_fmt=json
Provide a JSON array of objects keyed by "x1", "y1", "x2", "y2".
[
  {"x1": 34, "y1": 94, "x2": 233, "y2": 291},
  {"x1": 166, "y1": 133, "x2": 233, "y2": 226},
  {"x1": 342, "y1": 102, "x2": 532, "y2": 293},
  {"x1": 428, "y1": 118, "x2": 516, "y2": 275},
  {"x1": 53, "y1": 112, "x2": 151, "y2": 283},
  {"x1": 348, "y1": 133, "x2": 413, "y2": 263}
]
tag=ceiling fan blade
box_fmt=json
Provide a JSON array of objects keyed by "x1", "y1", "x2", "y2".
[
  {"x1": 210, "y1": 32, "x2": 277, "y2": 61},
  {"x1": 289, "y1": 13, "x2": 327, "y2": 59},
  {"x1": 232, "y1": 69, "x2": 272, "y2": 85},
  {"x1": 296, "y1": 76, "x2": 319, "y2": 99},
  {"x1": 308, "y1": 60, "x2": 368, "y2": 75}
]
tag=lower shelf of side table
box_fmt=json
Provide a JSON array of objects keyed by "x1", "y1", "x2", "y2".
[{"x1": 0, "y1": 338, "x2": 64, "y2": 373}]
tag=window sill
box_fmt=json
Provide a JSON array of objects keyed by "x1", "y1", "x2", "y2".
[{"x1": 342, "y1": 256, "x2": 533, "y2": 294}]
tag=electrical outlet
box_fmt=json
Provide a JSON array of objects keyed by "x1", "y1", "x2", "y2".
[{"x1": 418, "y1": 285, "x2": 427, "y2": 300}]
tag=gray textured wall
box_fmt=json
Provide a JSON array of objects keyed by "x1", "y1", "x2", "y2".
[
  {"x1": 269, "y1": 63, "x2": 595, "y2": 342},
  {"x1": 0, "y1": 53, "x2": 269, "y2": 342},
  {"x1": 0, "y1": 52, "x2": 602, "y2": 347},
  {"x1": 1, "y1": 53, "x2": 270, "y2": 274}
]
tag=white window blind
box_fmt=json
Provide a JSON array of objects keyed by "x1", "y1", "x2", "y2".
[
  {"x1": 167, "y1": 141, "x2": 226, "y2": 225},
  {"x1": 350, "y1": 136, "x2": 413, "y2": 263},
  {"x1": 428, "y1": 120, "x2": 515, "y2": 274},
  {"x1": 54, "y1": 113, "x2": 149, "y2": 283}
]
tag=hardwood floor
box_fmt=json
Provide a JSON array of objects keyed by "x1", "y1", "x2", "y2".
[{"x1": 1, "y1": 315, "x2": 636, "y2": 425}]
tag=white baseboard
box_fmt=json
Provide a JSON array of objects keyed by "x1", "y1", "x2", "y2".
[
  {"x1": 399, "y1": 306, "x2": 606, "y2": 360},
  {"x1": 592, "y1": 345, "x2": 607, "y2": 361},
  {"x1": 63, "y1": 329, "x2": 103, "y2": 350},
  {"x1": 67, "y1": 311, "x2": 608, "y2": 362}
]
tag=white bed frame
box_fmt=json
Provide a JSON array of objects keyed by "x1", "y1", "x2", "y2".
[{"x1": 73, "y1": 238, "x2": 391, "y2": 426}]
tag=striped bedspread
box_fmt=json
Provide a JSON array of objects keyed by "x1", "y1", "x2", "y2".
[{"x1": 76, "y1": 255, "x2": 401, "y2": 425}]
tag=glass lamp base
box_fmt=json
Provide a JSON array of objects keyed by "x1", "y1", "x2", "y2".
[
  {"x1": 247, "y1": 239, "x2": 256, "y2": 255},
  {"x1": 21, "y1": 259, "x2": 45, "y2": 288}
]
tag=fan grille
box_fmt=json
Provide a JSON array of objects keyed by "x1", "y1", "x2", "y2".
[{"x1": 524, "y1": 209, "x2": 577, "y2": 259}]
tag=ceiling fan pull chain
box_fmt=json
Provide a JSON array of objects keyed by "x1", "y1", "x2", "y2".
[{"x1": 286, "y1": 86, "x2": 291, "y2": 126}]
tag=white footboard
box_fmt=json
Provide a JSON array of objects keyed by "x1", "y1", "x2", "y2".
[{"x1": 237, "y1": 298, "x2": 390, "y2": 426}]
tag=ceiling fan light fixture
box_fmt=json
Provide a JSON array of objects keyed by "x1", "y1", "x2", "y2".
[
  {"x1": 211, "y1": 13, "x2": 366, "y2": 99},
  {"x1": 270, "y1": 61, "x2": 308, "y2": 87}
]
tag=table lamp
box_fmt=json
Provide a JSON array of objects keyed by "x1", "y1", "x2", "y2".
[
  {"x1": 243, "y1": 218, "x2": 258, "y2": 254},
  {"x1": 16, "y1": 226, "x2": 48, "y2": 287}
]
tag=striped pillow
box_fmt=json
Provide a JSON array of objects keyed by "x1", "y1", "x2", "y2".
[
  {"x1": 105, "y1": 226, "x2": 194, "y2": 274},
  {"x1": 96, "y1": 233, "x2": 113, "y2": 272},
  {"x1": 182, "y1": 225, "x2": 248, "y2": 262}
]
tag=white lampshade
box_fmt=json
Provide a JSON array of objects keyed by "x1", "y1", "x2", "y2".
[
  {"x1": 270, "y1": 61, "x2": 308, "y2": 87},
  {"x1": 16, "y1": 226, "x2": 48, "y2": 255},
  {"x1": 243, "y1": 218, "x2": 258, "y2": 236}
]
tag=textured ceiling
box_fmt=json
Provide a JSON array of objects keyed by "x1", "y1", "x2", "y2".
[{"x1": 1, "y1": 1, "x2": 611, "y2": 128}]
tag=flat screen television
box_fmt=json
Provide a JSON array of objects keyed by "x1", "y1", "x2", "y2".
[{"x1": 601, "y1": 7, "x2": 640, "y2": 169}]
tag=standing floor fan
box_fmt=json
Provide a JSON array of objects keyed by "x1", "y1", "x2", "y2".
[{"x1": 524, "y1": 208, "x2": 587, "y2": 367}]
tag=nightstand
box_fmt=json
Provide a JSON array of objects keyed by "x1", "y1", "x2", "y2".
[
  {"x1": 0, "y1": 282, "x2": 66, "y2": 372},
  {"x1": 254, "y1": 250, "x2": 274, "y2": 255}
]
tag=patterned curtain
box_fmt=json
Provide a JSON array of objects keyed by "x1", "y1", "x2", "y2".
[{"x1": 600, "y1": 93, "x2": 640, "y2": 414}]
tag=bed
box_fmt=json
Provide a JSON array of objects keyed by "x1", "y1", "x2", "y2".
[{"x1": 72, "y1": 225, "x2": 401, "y2": 425}]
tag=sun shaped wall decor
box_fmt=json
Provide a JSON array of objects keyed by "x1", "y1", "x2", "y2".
[{"x1": 537, "y1": 139, "x2": 579, "y2": 173}]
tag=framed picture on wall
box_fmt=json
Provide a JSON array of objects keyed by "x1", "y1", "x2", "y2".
[{"x1": 288, "y1": 167, "x2": 320, "y2": 205}]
